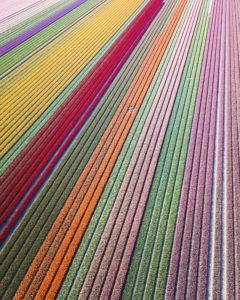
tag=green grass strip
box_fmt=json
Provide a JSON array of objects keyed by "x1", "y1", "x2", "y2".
[{"x1": 122, "y1": 1, "x2": 210, "y2": 299}]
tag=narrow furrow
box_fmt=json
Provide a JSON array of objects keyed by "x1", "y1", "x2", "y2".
[
  {"x1": 208, "y1": 0, "x2": 225, "y2": 295},
  {"x1": 223, "y1": 1, "x2": 236, "y2": 297}
]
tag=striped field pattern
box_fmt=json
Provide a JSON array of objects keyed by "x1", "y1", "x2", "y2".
[{"x1": 0, "y1": 0, "x2": 239, "y2": 299}]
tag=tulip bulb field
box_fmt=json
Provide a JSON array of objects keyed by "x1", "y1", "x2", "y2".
[{"x1": 0, "y1": 0, "x2": 239, "y2": 299}]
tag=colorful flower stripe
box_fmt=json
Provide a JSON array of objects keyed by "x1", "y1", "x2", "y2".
[{"x1": 0, "y1": 0, "x2": 239, "y2": 299}]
